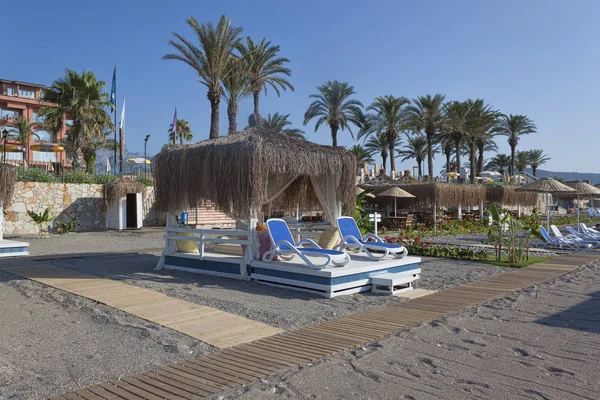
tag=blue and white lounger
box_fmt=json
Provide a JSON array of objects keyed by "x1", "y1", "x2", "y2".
[
  {"x1": 337, "y1": 216, "x2": 408, "y2": 260},
  {"x1": 263, "y1": 219, "x2": 350, "y2": 269},
  {"x1": 565, "y1": 226, "x2": 600, "y2": 248},
  {"x1": 539, "y1": 225, "x2": 591, "y2": 251}
]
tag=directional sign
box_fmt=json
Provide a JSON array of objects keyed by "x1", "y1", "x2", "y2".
[{"x1": 369, "y1": 213, "x2": 382, "y2": 222}]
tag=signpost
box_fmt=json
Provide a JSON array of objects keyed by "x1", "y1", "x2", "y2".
[{"x1": 369, "y1": 212, "x2": 382, "y2": 233}]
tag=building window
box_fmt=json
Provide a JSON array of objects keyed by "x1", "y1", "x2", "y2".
[
  {"x1": 18, "y1": 89, "x2": 36, "y2": 98},
  {"x1": 0, "y1": 109, "x2": 20, "y2": 120},
  {"x1": 6, "y1": 88, "x2": 15, "y2": 96},
  {"x1": 34, "y1": 130, "x2": 51, "y2": 142}
]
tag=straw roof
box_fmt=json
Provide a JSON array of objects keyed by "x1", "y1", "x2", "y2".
[
  {"x1": 360, "y1": 181, "x2": 486, "y2": 207},
  {"x1": 102, "y1": 178, "x2": 147, "y2": 205},
  {"x1": 515, "y1": 177, "x2": 577, "y2": 195},
  {"x1": 0, "y1": 164, "x2": 17, "y2": 207},
  {"x1": 153, "y1": 127, "x2": 357, "y2": 218},
  {"x1": 377, "y1": 187, "x2": 415, "y2": 198},
  {"x1": 485, "y1": 185, "x2": 539, "y2": 206},
  {"x1": 554, "y1": 181, "x2": 600, "y2": 200}
]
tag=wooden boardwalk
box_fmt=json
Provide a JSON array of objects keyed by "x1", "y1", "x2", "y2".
[
  {"x1": 6, "y1": 253, "x2": 598, "y2": 400},
  {"x1": 0, "y1": 263, "x2": 282, "y2": 348}
]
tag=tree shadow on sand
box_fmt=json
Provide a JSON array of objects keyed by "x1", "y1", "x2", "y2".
[{"x1": 535, "y1": 291, "x2": 600, "y2": 333}]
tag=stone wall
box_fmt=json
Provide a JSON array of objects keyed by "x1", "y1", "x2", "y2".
[{"x1": 3, "y1": 182, "x2": 162, "y2": 235}]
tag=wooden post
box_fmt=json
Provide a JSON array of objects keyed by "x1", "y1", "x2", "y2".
[
  {"x1": 242, "y1": 217, "x2": 257, "y2": 279},
  {"x1": 457, "y1": 202, "x2": 462, "y2": 221}
]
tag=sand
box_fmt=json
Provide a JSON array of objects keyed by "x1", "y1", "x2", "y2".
[
  {"x1": 0, "y1": 270, "x2": 213, "y2": 400},
  {"x1": 48, "y1": 254, "x2": 509, "y2": 331},
  {"x1": 221, "y1": 261, "x2": 600, "y2": 400}
]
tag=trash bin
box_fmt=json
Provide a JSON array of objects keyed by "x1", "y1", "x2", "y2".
[{"x1": 180, "y1": 211, "x2": 189, "y2": 226}]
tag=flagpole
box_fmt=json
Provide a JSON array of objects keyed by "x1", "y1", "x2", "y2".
[{"x1": 113, "y1": 65, "x2": 117, "y2": 175}]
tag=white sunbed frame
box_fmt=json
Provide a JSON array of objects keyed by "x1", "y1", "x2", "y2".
[{"x1": 338, "y1": 233, "x2": 408, "y2": 260}]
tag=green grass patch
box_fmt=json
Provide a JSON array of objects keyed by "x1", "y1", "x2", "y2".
[{"x1": 484, "y1": 255, "x2": 554, "y2": 268}]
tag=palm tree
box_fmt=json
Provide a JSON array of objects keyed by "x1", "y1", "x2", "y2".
[
  {"x1": 488, "y1": 153, "x2": 511, "y2": 176},
  {"x1": 163, "y1": 15, "x2": 243, "y2": 139},
  {"x1": 527, "y1": 149, "x2": 550, "y2": 177},
  {"x1": 222, "y1": 58, "x2": 252, "y2": 134},
  {"x1": 407, "y1": 94, "x2": 446, "y2": 179},
  {"x1": 303, "y1": 80, "x2": 363, "y2": 146},
  {"x1": 465, "y1": 99, "x2": 499, "y2": 182},
  {"x1": 349, "y1": 145, "x2": 374, "y2": 173},
  {"x1": 365, "y1": 132, "x2": 392, "y2": 171},
  {"x1": 238, "y1": 37, "x2": 294, "y2": 125},
  {"x1": 168, "y1": 119, "x2": 193, "y2": 145},
  {"x1": 397, "y1": 133, "x2": 429, "y2": 179},
  {"x1": 362, "y1": 95, "x2": 410, "y2": 173},
  {"x1": 496, "y1": 114, "x2": 536, "y2": 177},
  {"x1": 9, "y1": 116, "x2": 35, "y2": 167},
  {"x1": 263, "y1": 113, "x2": 304, "y2": 139},
  {"x1": 442, "y1": 101, "x2": 469, "y2": 177},
  {"x1": 439, "y1": 135, "x2": 454, "y2": 174},
  {"x1": 40, "y1": 69, "x2": 114, "y2": 170},
  {"x1": 476, "y1": 130, "x2": 498, "y2": 177},
  {"x1": 515, "y1": 150, "x2": 530, "y2": 175}
]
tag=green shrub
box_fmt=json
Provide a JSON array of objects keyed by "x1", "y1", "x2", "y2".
[{"x1": 17, "y1": 167, "x2": 54, "y2": 182}]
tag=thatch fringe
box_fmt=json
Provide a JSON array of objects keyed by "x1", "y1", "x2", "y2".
[
  {"x1": 153, "y1": 127, "x2": 357, "y2": 219},
  {"x1": 102, "y1": 178, "x2": 147, "y2": 205},
  {"x1": 0, "y1": 164, "x2": 17, "y2": 207},
  {"x1": 359, "y1": 180, "x2": 486, "y2": 208},
  {"x1": 485, "y1": 186, "x2": 538, "y2": 206}
]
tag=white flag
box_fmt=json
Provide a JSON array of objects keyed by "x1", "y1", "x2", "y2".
[
  {"x1": 105, "y1": 157, "x2": 111, "y2": 172},
  {"x1": 119, "y1": 98, "x2": 126, "y2": 129}
]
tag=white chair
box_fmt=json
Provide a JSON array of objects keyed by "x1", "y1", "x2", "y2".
[
  {"x1": 580, "y1": 223, "x2": 600, "y2": 238},
  {"x1": 263, "y1": 219, "x2": 350, "y2": 269},
  {"x1": 539, "y1": 226, "x2": 591, "y2": 251},
  {"x1": 565, "y1": 226, "x2": 600, "y2": 248},
  {"x1": 337, "y1": 216, "x2": 408, "y2": 260}
]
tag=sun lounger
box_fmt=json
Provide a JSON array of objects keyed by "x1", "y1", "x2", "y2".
[
  {"x1": 263, "y1": 219, "x2": 350, "y2": 269},
  {"x1": 336, "y1": 216, "x2": 408, "y2": 260},
  {"x1": 580, "y1": 223, "x2": 600, "y2": 237},
  {"x1": 541, "y1": 225, "x2": 592, "y2": 250},
  {"x1": 565, "y1": 226, "x2": 600, "y2": 248}
]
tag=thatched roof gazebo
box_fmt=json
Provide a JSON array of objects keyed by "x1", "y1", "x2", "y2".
[
  {"x1": 555, "y1": 181, "x2": 600, "y2": 231},
  {"x1": 153, "y1": 127, "x2": 357, "y2": 225},
  {"x1": 517, "y1": 177, "x2": 577, "y2": 230},
  {"x1": 485, "y1": 185, "x2": 538, "y2": 207},
  {"x1": 0, "y1": 164, "x2": 17, "y2": 241}
]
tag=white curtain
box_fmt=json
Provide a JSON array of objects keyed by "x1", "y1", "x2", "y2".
[
  {"x1": 265, "y1": 174, "x2": 298, "y2": 203},
  {"x1": 310, "y1": 174, "x2": 342, "y2": 228}
]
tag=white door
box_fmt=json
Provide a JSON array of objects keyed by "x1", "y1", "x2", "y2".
[{"x1": 136, "y1": 192, "x2": 143, "y2": 229}]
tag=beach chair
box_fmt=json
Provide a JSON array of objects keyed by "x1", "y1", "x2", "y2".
[
  {"x1": 336, "y1": 216, "x2": 408, "y2": 260},
  {"x1": 263, "y1": 219, "x2": 350, "y2": 269},
  {"x1": 580, "y1": 223, "x2": 600, "y2": 237},
  {"x1": 540, "y1": 225, "x2": 591, "y2": 250},
  {"x1": 565, "y1": 226, "x2": 600, "y2": 248}
]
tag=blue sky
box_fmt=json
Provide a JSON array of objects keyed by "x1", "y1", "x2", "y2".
[{"x1": 2, "y1": 0, "x2": 598, "y2": 173}]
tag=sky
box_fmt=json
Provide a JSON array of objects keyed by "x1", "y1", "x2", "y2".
[{"x1": 2, "y1": 0, "x2": 599, "y2": 174}]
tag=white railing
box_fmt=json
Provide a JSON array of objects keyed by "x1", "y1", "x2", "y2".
[{"x1": 156, "y1": 226, "x2": 253, "y2": 278}]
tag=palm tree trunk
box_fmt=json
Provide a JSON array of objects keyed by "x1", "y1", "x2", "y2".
[
  {"x1": 208, "y1": 89, "x2": 220, "y2": 139},
  {"x1": 72, "y1": 145, "x2": 84, "y2": 171},
  {"x1": 445, "y1": 151, "x2": 451, "y2": 174},
  {"x1": 477, "y1": 142, "x2": 484, "y2": 175},
  {"x1": 532, "y1": 165, "x2": 537, "y2": 177},
  {"x1": 381, "y1": 153, "x2": 387, "y2": 172},
  {"x1": 426, "y1": 131, "x2": 434, "y2": 179},
  {"x1": 331, "y1": 125, "x2": 339, "y2": 147},
  {"x1": 469, "y1": 142, "x2": 476, "y2": 184},
  {"x1": 388, "y1": 137, "x2": 396, "y2": 174},
  {"x1": 510, "y1": 145, "x2": 516, "y2": 177},
  {"x1": 253, "y1": 91, "x2": 261, "y2": 126},
  {"x1": 227, "y1": 98, "x2": 238, "y2": 135},
  {"x1": 418, "y1": 160, "x2": 422, "y2": 179},
  {"x1": 454, "y1": 138, "x2": 461, "y2": 177}
]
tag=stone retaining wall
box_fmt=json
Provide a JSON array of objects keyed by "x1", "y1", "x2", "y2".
[{"x1": 3, "y1": 182, "x2": 162, "y2": 235}]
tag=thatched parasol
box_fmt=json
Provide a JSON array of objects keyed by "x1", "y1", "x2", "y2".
[
  {"x1": 377, "y1": 187, "x2": 415, "y2": 217},
  {"x1": 356, "y1": 187, "x2": 375, "y2": 199},
  {"x1": 558, "y1": 181, "x2": 600, "y2": 231},
  {"x1": 0, "y1": 164, "x2": 17, "y2": 241},
  {"x1": 102, "y1": 178, "x2": 147, "y2": 205},
  {"x1": 153, "y1": 126, "x2": 357, "y2": 219},
  {"x1": 485, "y1": 185, "x2": 538, "y2": 207},
  {"x1": 516, "y1": 178, "x2": 577, "y2": 230}
]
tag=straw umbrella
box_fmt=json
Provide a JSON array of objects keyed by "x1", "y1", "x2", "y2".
[
  {"x1": 562, "y1": 181, "x2": 600, "y2": 231},
  {"x1": 377, "y1": 186, "x2": 416, "y2": 217},
  {"x1": 356, "y1": 187, "x2": 376, "y2": 199},
  {"x1": 516, "y1": 178, "x2": 577, "y2": 230}
]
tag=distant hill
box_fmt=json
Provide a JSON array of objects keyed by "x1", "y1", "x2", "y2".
[{"x1": 526, "y1": 168, "x2": 600, "y2": 185}]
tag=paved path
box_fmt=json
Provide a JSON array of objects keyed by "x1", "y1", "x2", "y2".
[
  {"x1": 45, "y1": 252, "x2": 599, "y2": 400},
  {"x1": 0, "y1": 261, "x2": 282, "y2": 349}
]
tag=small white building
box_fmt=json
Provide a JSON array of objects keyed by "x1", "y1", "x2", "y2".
[{"x1": 103, "y1": 179, "x2": 146, "y2": 230}]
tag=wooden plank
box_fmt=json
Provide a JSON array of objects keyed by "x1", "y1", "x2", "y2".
[
  {"x1": 131, "y1": 374, "x2": 203, "y2": 400},
  {"x1": 145, "y1": 372, "x2": 209, "y2": 398},
  {"x1": 213, "y1": 352, "x2": 282, "y2": 374},
  {"x1": 173, "y1": 362, "x2": 247, "y2": 386},
  {"x1": 98, "y1": 383, "x2": 146, "y2": 400},
  {"x1": 121, "y1": 376, "x2": 189, "y2": 400},
  {"x1": 190, "y1": 358, "x2": 265, "y2": 381},
  {"x1": 112, "y1": 379, "x2": 168, "y2": 400},
  {"x1": 224, "y1": 347, "x2": 297, "y2": 368},
  {"x1": 73, "y1": 389, "x2": 106, "y2": 400},
  {"x1": 154, "y1": 369, "x2": 221, "y2": 396},
  {"x1": 85, "y1": 386, "x2": 124, "y2": 400}
]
